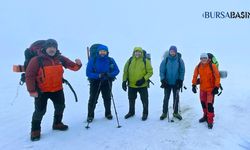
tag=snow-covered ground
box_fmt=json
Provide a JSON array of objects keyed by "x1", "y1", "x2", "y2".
[{"x1": 1, "y1": 1, "x2": 250, "y2": 150}]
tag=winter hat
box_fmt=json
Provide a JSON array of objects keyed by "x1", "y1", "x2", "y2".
[
  {"x1": 133, "y1": 47, "x2": 143, "y2": 52},
  {"x1": 200, "y1": 53, "x2": 208, "y2": 59},
  {"x1": 169, "y1": 45, "x2": 177, "y2": 53},
  {"x1": 43, "y1": 39, "x2": 58, "y2": 50}
]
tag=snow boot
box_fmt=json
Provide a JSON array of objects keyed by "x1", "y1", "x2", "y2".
[
  {"x1": 53, "y1": 114, "x2": 68, "y2": 131},
  {"x1": 208, "y1": 123, "x2": 213, "y2": 129},
  {"x1": 53, "y1": 122, "x2": 68, "y2": 131},
  {"x1": 199, "y1": 116, "x2": 207, "y2": 123},
  {"x1": 87, "y1": 117, "x2": 93, "y2": 123},
  {"x1": 173, "y1": 113, "x2": 182, "y2": 120},
  {"x1": 124, "y1": 112, "x2": 135, "y2": 119},
  {"x1": 160, "y1": 113, "x2": 167, "y2": 120},
  {"x1": 31, "y1": 120, "x2": 41, "y2": 141},
  {"x1": 105, "y1": 114, "x2": 113, "y2": 120},
  {"x1": 141, "y1": 114, "x2": 148, "y2": 121},
  {"x1": 30, "y1": 130, "x2": 41, "y2": 141}
]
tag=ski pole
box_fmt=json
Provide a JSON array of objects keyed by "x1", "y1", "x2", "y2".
[
  {"x1": 85, "y1": 80, "x2": 102, "y2": 129},
  {"x1": 108, "y1": 80, "x2": 122, "y2": 128}
]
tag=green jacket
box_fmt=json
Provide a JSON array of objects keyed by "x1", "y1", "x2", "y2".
[{"x1": 123, "y1": 48, "x2": 153, "y2": 88}]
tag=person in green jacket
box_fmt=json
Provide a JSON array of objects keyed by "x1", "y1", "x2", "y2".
[{"x1": 122, "y1": 47, "x2": 153, "y2": 121}]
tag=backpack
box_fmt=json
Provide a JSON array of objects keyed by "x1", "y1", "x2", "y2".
[
  {"x1": 207, "y1": 53, "x2": 219, "y2": 68},
  {"x1": 13, "y1": 40, "x2": 47, "y2": 85},
  {"x1": 24, "y1": 40, "x2": 46, "y2": 70},
  {"x1": 127, "y1": 49, "x2": 153, "y2": 86}
]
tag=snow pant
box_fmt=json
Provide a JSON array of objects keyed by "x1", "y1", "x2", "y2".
[
  {"x1": 200, "y1": 90, "x2": 215, "y2": 124},
  {"x1": 87, "y1": 80, "x2": 112, "y2": 118},
  {"x1": 127, "y1": 87, "x2": 149, "y2": 115},
  {"x1": 162, "y1": 85, "x2": 180, "y2": 114},
  {"x1": 31, "y1": 90, "x2": 65, "y2": 131}
]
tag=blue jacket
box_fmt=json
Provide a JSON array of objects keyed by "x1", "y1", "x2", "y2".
[
  {"x1": 159, "y1": 55, "x2": 185, "y2": 85},
  {"x1": 86, "y1": 54, "x2": 119, "y2": 80}
]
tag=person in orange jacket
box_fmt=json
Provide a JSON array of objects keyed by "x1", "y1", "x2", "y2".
[
  {"x1": 25, "y1": 39, "x2": 82, "y2": 141},
  {"x1": 192, "y1": 53, "x2": 220, "y2": 129}
]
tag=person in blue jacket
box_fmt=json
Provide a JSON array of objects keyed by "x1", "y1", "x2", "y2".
[
  {"x1": 159, "y1": 45, "x2": 185, "y2": 121},
  {"x1": 86, "y1": 44, "x2": 119, "y2": 123}
]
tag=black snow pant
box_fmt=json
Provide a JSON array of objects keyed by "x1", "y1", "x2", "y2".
[
  {"x1": 31, "y1": 90, "x2": 65, "y2": 131},
  {"x1": 127, "y1": 87, "x2": 149, "y2": 115},
  {"x1": 162, "y1": 85, "x2": 180, "y2": 114},
  {"x1": 87, "y1": 80, "x2": 112, "y2": 118}
]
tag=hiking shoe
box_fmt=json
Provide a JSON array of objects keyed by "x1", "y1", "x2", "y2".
[
  {"x1": 142, "y1": 114, "x2": 148, "y2": 121},
  {"x1": 30, "y1": 130, "x2": 41, "y2": 141},
  {"x1": 105, "y1": 114, "x2": 113, "y2": 120},
  {"x1": 208, "y1": 123, "x2": 213, "y2": 129},
  {"x1": 199, "y1": 117, "x2": 207, "y2": 123},
  {"x1": 52, "y1": 123, "x2": 68, "y2": 131},
  {"x1": 87, "y1": 117, "x2": 94, "y2": 123},
  {"x1": 124, "y1": 112, "x2": 135, "y2": 119},
  {"x1": 173, "y1": 113, "x2": 182, "y2": 120},
  {"x1": 160, "y1": 113, "x2": 167, "y2": 120}
]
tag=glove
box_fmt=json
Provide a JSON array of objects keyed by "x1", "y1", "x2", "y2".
[
  {"x1": 99, "y1": 73, "x2": 109, "y2": 79},
  {"x1": 176, "y1": 79, "x2": 183, "y2": 89},
  {"x1": 122, "y1": 81, "x2": 127, "y2": 91},
  {"x1": 135, "y1": 78, "x2": 145, "y2": 86},
  {"x1": 192, "y1": 85, "x2": 197, "y2": 93},
  {"x1": 160, "y1": 80, "x2": 168, "y2": 88},
  {"x1": 20, "y1": 73, "x2": 26, "y2": 85},
  {"x1": 212, "y1": 87, "x2": 219, "y2": 95}
]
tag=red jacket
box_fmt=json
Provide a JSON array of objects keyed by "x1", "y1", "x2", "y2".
[
  {"x1": 192, "y1": 62, "x2": 220, "y2": 92},
  {"x1": 25, "y1": 54, "x2": 81, "y2": 93}
]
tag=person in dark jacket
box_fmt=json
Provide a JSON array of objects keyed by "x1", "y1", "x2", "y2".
[
  {"x1": 86, "y1": 44, "x2": 119, "y2": 123},
  {"x1": 122, "y1": 47, "x2": 153, "y2": 121},
  {"x1": 26, "y1": 39, "x2": 82, "y2": 141},
  {"x1": 159, "y1": 45, "x2": 185, "y2": 121}
]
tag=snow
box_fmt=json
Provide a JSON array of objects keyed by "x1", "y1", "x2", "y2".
[{"x1": 1, "y1": 0, "x2": 250, "y2": 150}]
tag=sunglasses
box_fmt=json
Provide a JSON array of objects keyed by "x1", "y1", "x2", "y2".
[{"x1": 200, "y1": 57, "x2": 208, "y2": 60}]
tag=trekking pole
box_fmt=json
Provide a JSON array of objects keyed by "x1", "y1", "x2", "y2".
[
  {"x1": 167, "y1": 109, "x2": 170, "y2": 122},
  {"x1": 171, "y1": 89, "x2": 180, "y2": 122},
  {"x1": 108, "y1": 80, "x2": 122, "y2": 128},
  {"x1": 11, "y1": 84, "x2": 21, "y2": 105},
  {"x1": 85, "y1": 80, "x2": 102, "y2": 129}
]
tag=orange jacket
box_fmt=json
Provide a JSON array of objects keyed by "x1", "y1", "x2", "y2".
[
  {"x1": 26, "y1": 54, "x2": 81, "y2": 93},
  {"x1": 192, "y1": 62, "x2": 220, "y2": 92}
]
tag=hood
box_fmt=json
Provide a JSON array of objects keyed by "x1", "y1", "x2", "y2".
[{"x1": 133, "y1": 47, "x2": 144, "y2": 58}]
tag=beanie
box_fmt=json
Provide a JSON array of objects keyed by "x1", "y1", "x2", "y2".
[
  {"x1": 200, "y1": 53, "x2": 208, "y2": 59},
  {"x1": 44, "y1": 39, "x2": 58, "y2": 50},
  {"x1": 169, "y1": 45, "x2": 177, "y2": 53}
]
